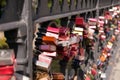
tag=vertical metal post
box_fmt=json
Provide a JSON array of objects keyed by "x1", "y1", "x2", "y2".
[
  {"x1": 65, "y1": 69, "x2": 68, "y2": 80},
  {"x1": 96, "y1": 0, "x2": 99, "y2": 18},
  {"x1": 21, "y1": 0, "x2": 33, "y2": 79}
]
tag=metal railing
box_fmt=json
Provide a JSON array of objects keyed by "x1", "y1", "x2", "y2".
[{"x1": 0, "y1": 0, "x2": 120, "y2": 79}]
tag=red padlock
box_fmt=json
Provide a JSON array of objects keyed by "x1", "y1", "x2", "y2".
[
  {"x1": 59, "y1": 27, "x2": 70, "y2": 35},
  {"x1": 0, "y1": 75, "x2": 13, "y2": 80},
  {"x1": 75, "y1": 17, "x2": 85, "y2": 26},
  {"x1": 47, "y1": 26, "x2": 60, "y2": 34},
  {"x1": 0, "y1": 66, "x2": 14, "y2": 75},
  {"x1": 0, "y1": 50, "x2": 15, "y2": 80}
]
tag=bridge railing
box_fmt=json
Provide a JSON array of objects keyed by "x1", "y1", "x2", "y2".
[
  {"x1": 0, "y1": 0, "x2": 120, "y2": 79},
  {"x1": 0, "y1": 0, "x2": 33, "y2": 79},
  {"x1": 34, "y1": 0, "x2": 97, "y2": 23}
]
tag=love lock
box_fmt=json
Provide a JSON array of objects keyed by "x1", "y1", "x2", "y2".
[
  {"x1": 0, "y1": 49, "x2": 15, "y2": 66},
  {"x1": 0, "y1": 49, "x2": 15, "y2": 80}
]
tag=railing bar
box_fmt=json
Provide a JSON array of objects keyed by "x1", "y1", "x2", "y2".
[
  {"x1": 35, "y1": 8, "x2": 97, "y2": 23},
  {"x1": 35, "y1": 3, "x2": 117, "y2": 23},
  {"x1": 99, "y1": 4, "x2": 119, "y2": 9},
  {"x1": 0, "y1": 20, "x2": 26, "y2": 31}
]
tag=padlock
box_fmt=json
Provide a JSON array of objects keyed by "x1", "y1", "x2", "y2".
[
  {"x1": 0, "y1": 66, "x2": 14, "y2": 80},
  {"x1": 47, "y1": 26, "x2": 59, "y2": 34},
  {"x1": 42, "y1": 36, "x2": 58, "y2": 45},
  {"x1": 75, "y1": 17, "x2": 85, "y2": 26},
  {"x1": 74, "y1": 27, "x2": 84, "y2": 32},
  {"x1": 0, "y1": 65, "x2": 14, "y2": 75},
  {"x1": 58, "y1": 35, "x2": 70, "y2": 41},
  {"x1": 98, "y1": 16, "x2": 105, "y2": 20},
  {"x1": 0, "y1": 50, "x2": 15, "y2": 80},
  {"x1": 88, "y1": 18, "x2": 97, "y2": 26},
  {"x1": 0, "y1": 75, "x2": 14, "y2": 80},
  {"x1": 39, "y1": 44, "x2": 56, "y2": 52},
  {"x1": 59, "y1": 27, "x2": 70, "y2": 35},
  {"x1": 72, "y1": 30, "x2": 83, "y2": 36},
  {"x1": 41, "y1": 52, "x2": 56, "y2": 57},
  {"x1": 89, "y1": 26, "x2": 96, "y2": 29},
  {"x1": 36, "y1": 54, "x2": 52, "y2": 72},
  {"x1": 52, "y1": 73, "x2": 64, "y2": 80},
  {"x1": 98, "y1": 20, "x2": 104, "y2": 27},
  {"x1": 46, "y1": 32, "x2": 59, "y2": 39},
  {"x1": 0, "y1": 50, "x2": 15, "y2": 66},
  {"x1": 57, "y1": 40, "x2": 70, "y2": 47}
]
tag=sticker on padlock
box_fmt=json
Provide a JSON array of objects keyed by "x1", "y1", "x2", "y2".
[
  {"x1": 58, "y1": 40, "x2": 70, "y2": 46},
  {"x1": 72, "y1": 31, "x2": 83, "y2": 36},
  {"x1": 74, "y1": 27, "x2": 84, "y2": 32},
  {"x1": 41, "y1": 52, "x2": 56, "y2": 57},
  {"x1": 46, "y1": 32, "x2": 59, "y2": 39},
  {"x1": 89, "y1": 26, "x2": 96, "y2": 29}
]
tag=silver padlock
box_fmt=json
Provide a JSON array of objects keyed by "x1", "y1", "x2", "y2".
[{"x1": 0, "y1": 49, "x2": 15, "y2": 66}]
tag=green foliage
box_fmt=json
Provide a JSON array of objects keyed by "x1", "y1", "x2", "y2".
[
  {"x1": 0, "y1": 37, "x2": 9, "y2": 49},
  {"x1": 54, "y1": 19, "x2": 61, "y2": 26},
  {"x1": 48, "y1": 0, "x2": 70, "y2": 8},
  {"x1": 0, "y1": 0, "x2": 6, "y2": 17},
  {"x1": 48, "y1": 0, "x2": 52, "y2": 8},
  {"x1": 0, "y1": 0, "x2": 6, "y2": 7}
]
